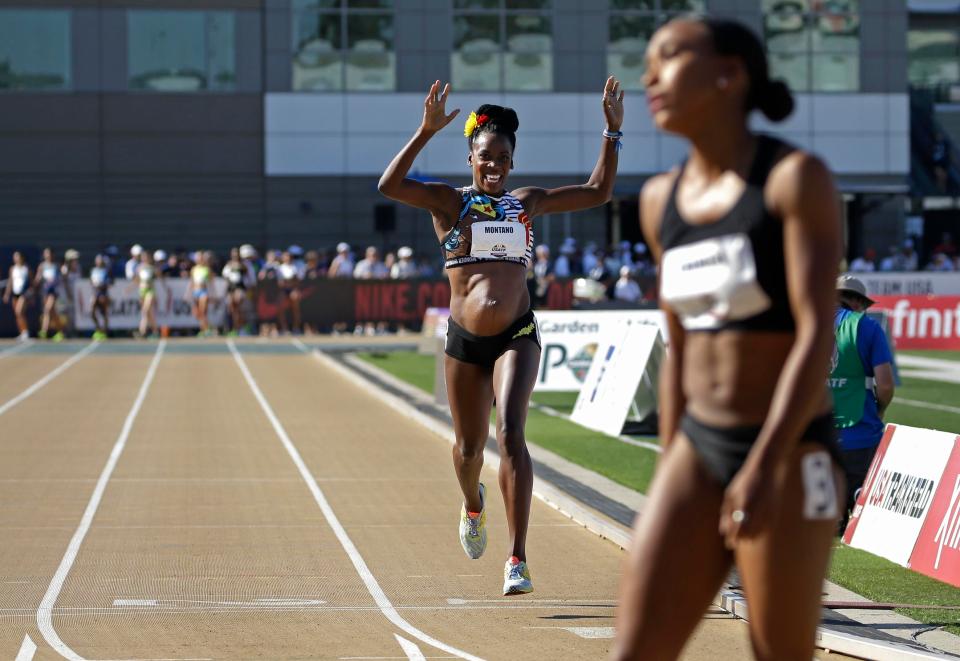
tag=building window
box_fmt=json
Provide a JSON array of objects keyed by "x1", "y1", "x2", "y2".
[
  {"x1": 607, "y1": 1, "x2": 704, "y2": 91},
  {"x1": 452, "y1": 0, "x2": 553, "y2": 92},
  {"x1": 763, "y1": 0, "x2": 860, "y2": 93},
  {"x1": 128, "y1": 11, "x2": 236, "y2": 91},
  {"x1": 0, "y1": 9, "x2": 71, "y2": 91},
  {"x1": 293, "y1": 0, "x2": 395, "y2": 92},
  {"x1": 909, "y1": 28, "x2": 960, "y2": 93}
]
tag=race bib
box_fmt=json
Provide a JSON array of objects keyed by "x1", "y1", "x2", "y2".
[
  {"x1": 660, "y1": 233, "x2": 771, "y2": 330},
  {"x1": 469, "y1": 221, "x2": 528, "y2": 260}
]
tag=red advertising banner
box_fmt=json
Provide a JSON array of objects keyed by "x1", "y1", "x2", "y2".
[
  {"x1": 871, "y1": 295, "x2": 960, "y2": 350},
  {"x1": 907, "y1": 435, "x2": 960, "y2": 588}
]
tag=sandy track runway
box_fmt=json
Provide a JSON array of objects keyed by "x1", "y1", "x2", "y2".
[{"x1": 0, "y1": 342, "x2": 851, "y2": 660}]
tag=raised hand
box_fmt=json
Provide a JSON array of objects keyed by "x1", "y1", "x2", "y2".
[
  {"x1": 421, "y1": 80, "x2": 460, "y2": 134},
  {"x1": 602, "y1": 76, "x2": 625, "y2": 132}
]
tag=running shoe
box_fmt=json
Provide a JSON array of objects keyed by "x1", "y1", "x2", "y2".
[
  {"x1": 52, "y1": 331, "x2": 64, "y2": 342},
  {"x1": 503, "y1": 556, "x2": 533, "y2": 595},
  {"x1": 458, "y1": 483, "x2": 487, "y2": 559}
]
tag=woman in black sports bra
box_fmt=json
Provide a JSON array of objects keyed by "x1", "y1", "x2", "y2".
[
  {"x1": 379, "y1": 78, "x2": 623, "y2": 596},
  {"x1": 614, "y1": 17, "x2": 845, "y2": 661}
]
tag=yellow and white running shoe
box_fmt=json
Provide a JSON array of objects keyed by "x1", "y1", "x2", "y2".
[
  {"x1": 458, "y1": 483, "x2": 487, "y2": 559},
  {"x1": 503, "y1": 556, "x2": 533, "y2": 595}
]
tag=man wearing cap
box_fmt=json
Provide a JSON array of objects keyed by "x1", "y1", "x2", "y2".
[{"x1": 831, "y1": 274, "x2": 895, "y2": 529}]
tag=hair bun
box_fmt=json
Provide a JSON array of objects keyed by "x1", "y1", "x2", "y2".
[
  {"x1": 476, "y1": 104, "x2": 519, "y2": 134},
  {"x1": 759, "y1": 79, "x2": 794, "y2": 122}
]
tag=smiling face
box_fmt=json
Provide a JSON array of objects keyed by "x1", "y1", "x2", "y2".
[
  {"x1": 643, "y1": 19, "x2": 742, "y2": 137},
  {"x1": 469, "y1": 132, "x2": 513, "y2": 196}
]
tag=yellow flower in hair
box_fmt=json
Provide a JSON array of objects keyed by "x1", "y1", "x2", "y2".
[{"x1": 463, "y1": 111, "x2": 478, "y2": 137}]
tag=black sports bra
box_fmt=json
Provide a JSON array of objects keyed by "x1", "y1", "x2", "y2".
[
  {"x1": 440, "y1": 187, "x2": 533, "y2": 269},
  {"x1": 659, "y1": 134, "x2": 796, "y2": 333}
]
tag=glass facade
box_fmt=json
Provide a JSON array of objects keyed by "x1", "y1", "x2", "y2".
[
  {"x1": 128, "y1": 11, "x2": 236, "y2": 91},
  {"x1": 0, "y1": 9, "x2": 71, "y2": 91},
  {"x1": 452, "y1": 0, "x2": 553, "y2": 92},
  {"x1": 763, "y1": 0, "x2": 860, "y2": 92},
  {"x1": 607, "y1": 0, "x2": 704, "y2": 91},
  {"x1": 909, "y1": 27, "x2": 960, "y2": 94},
  {"x1": 293, "y1": 0, "x2": 395, "y2": 91}
]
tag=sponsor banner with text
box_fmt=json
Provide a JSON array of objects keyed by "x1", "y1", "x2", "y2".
[
  {"x1": 844, "y1": 424, "x2": 959, "y2": 575},
  {"x1": 907, "y1": 437, "x2": 960, "y2": 588},
  {"x1": 534, "y1": 310, "x2": 666, "y2": 392},
  {"x1": 871, "y1": 295, "x2": 960, "y2": 350},
  {"x1": 72, "y1": 278, "x2": 227, "y2": 331},
  {"x1": 860, "y1": 273, "x2": 960, "y2": 297}
]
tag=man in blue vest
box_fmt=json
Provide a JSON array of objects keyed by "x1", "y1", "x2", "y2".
[{"x1": 831, "y1": 275, "x2": 895, "y2": 529}]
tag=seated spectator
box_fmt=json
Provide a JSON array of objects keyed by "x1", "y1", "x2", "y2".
[
  {"x1": 879, "y1": 245, "x2": 906, "y2": 272},
  {"x1": 554, "y1": 243, "x2": 576, "y2": 278},
  {"x1": 125, "y1": 244, "x2": 143, "y2": 280},
  {"x1": 391, "y1": 246, "x2": 418, "y2": 279},
  {"x1": 933, "y1": 232, "x2": 957, "y2": 259},
  {"x1": 614, "y1": 265, "x2": 641, "y2": 303},
  {"x1": 849, "y1": 248, "x2": 877, "y2": 272},
  {"x1": 926, "y1": 252, "x2": 956, "y2": 272},
  {"x1": 353, "y1": 246, "x2": 388, "y2": 279},
  {"x1": 902, "y1": 238, "x2": 918, "y2": 271},
  {"x1": 328, "y1": 243, "x2": 354, "y2": 279}
]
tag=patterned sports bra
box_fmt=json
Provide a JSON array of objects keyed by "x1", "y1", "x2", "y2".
[{"x1": 441, "y1": 187, "x2": 533, "y2": 269}]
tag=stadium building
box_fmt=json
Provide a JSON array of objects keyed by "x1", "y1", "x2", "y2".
[{"x1": 0, "y1": 0, "x2": 948, "y2": 263}]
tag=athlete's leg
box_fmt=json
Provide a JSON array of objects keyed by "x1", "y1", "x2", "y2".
[
  {"x1": 290, "y1": 289, "x2": 302, "y2": 331},
  {"x1": 198, "y1": 295, "x2": 209, "y2": 332},
  {"x1": 15, "y1": 297, "x2": 28, "y2": 334},
  {"x1": 491, "y1": 339, "x2": 539, "y2": 560},
  {"x1": 445, "y1": 354, "x2": 494, "y2": 513},
  {"x1": 41, "y1": 294, "x2": 54, "y2": 335},
  {"x1": 734, "y1": 443, "x2": 844, "y2": 661},
  {"x1": 614, "y1": 434, "x2": 732, "y2": 661}
]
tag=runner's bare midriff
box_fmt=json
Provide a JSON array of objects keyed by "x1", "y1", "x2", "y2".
[
  {"x1": 447, "y1": 261, "x2": 529, "y2": 336},
  {"x1": 682, "y1": 330, "x2": 832, "y2": 428}
]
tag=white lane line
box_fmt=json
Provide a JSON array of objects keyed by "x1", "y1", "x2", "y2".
[
  {"x1": 15, "y1": 634, "x2": 36, "y2": 661},
  {"x1": 0, "y1": 342, "x2": 98, "y2": 417},
  {"x1": 229, "y1": 340, "x2": 484, "y2": 661},
  {"x1": 0, "y1": 341, "x2": 32, "y2": 360},
  {"x1": 895, "y1": 397, "x2": 960, "y2": 416},
  {"x1": 447, "y1": 598, "x2": 615, "y2": 605},
  {"x1": 395, "y1": 635, "x2": 427, "y2": 661},
  {"x1": 524, "y1": 626, "x2": 615, "y2": 639},
  {"x1": 37, "y1": 340, "x2": 166, "y2": 661}
]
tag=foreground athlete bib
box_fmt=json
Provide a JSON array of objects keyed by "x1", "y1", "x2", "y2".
[{"x1": 659, "y1": 233, "x2": 772, "y2": 330}]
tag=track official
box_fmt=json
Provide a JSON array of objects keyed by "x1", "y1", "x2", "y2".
[{"x1": 831, "y1": 275, "x2": 895, "y2": 526}]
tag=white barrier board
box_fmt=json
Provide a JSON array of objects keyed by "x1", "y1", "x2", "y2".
[
  {"x1": 570, "y1": 319, "x2": 664, "y2": 437},
  {"x1": 535, "y1": 310, "x2": 666, "y2": 392}
]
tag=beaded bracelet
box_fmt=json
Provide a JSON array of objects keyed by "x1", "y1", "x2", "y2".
[{"x1": 603, "y1": 129, "x2": 623, "y2": 152}]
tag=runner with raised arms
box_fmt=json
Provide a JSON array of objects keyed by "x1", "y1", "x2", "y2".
[{"x1": 378, "y1": 77, "x2": 624, "y2": 595}]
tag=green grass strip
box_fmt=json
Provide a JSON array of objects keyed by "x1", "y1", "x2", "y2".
[{"x1": 829, "y1": 544, "x2": 960, "y2": 636}]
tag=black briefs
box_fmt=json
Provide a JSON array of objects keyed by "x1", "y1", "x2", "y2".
[
  {"x1": 445, "y1": 309, "x2": 540, "y2": 366},
  {"x1": 681, "y1": 411, "x2": 841, "y2": 487}
]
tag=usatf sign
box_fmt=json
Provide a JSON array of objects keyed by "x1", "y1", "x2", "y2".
[{"x1": 844, "y1": 424, "x2": 960, "y2": 587}]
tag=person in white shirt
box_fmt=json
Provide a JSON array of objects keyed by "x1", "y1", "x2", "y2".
[
  {"x1": 353, "y1": 246, "x2": 389, "y2": 279},
  {"x1": 849, "y1": 248, "x2": 876, "y2": 272},
  {"x1": 125, "y1": 244, "x2": 143, "y2": 280},
  {"x1": 613, "y1": 265, "x2": 641, "y2": 303},
  {"x1": 391, "y1": 246, "x2": 419, "y2": 279},
  {"x1": 328, "y1": 242, "x2": 355, "y2": 279}
]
